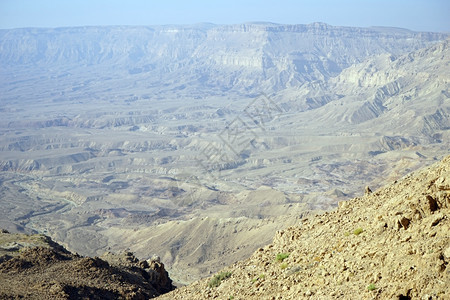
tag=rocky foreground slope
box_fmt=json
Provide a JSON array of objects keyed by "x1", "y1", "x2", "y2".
[
  {"x1": 158, "y1": 155, "x2": 450, "y2": 299},
  {"x1": 0, "y1": 232, "x2": 174, "y2": 299}
]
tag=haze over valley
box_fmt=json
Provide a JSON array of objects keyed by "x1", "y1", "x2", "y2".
[{"x1": 0, "y1": 23, "x2": 448, "y2": 284}]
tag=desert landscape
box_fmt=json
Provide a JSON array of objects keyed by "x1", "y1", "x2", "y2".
[
  {"x1": 0, "y1": 23, "x2": 449, "y2": 285},
  {"x1": 1, "y1": 151, "x2": 448, "y2": 299}
]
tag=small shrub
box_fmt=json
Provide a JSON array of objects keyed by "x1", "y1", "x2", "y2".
[
  {"x1": 252, "y1": 274, "x2": 265, "y2": 283},
  {"x1": 280, "y1": 262, "x2": 288, "y2": 270},
  {"x1": 367, "y1": 284, "x2": 376, "y2": 291},
  {"x1": 276, "y1": 253, "x2": 290, "y2": 262},
  {"x1": 208, "y1": 271, "x2": 232, "y2": 288},
  {"x1": 353, "y1": 228, "x2": 364, "y2": 235}
]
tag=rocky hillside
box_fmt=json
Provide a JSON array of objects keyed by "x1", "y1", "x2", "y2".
[
  {"x1": 158, "y1": 155, "x2": 450, "y2": 299},
  {"x1": 0, "y1": 231, "x2": 174, "y2": 299}
]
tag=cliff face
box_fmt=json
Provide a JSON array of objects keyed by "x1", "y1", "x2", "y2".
[
  {"x1": 159, "y1": 155, "x2": 450, "y2": 299},
  {"x1": 277, "y1": 39, "x2": 449, "y2": 136},
  {"x1": 0, "y1": 23, "x2": 447, "y2": 94},
  {"x1": 0, "y1": 231, "x2": 175, "y2": 299}
]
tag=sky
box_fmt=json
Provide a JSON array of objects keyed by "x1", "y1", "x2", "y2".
[{"x1": 0, "y1": 0, "x2": 449, "y2": 32}]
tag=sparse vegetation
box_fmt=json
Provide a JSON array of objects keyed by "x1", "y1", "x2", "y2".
[
  {"x1": 252, "y1": 273, "x2": 266, "y2": 283},
  {"x1": 367, "y1": 283, "x2": 376, "y2": 291},
  {"x1": 276, "y1": 253, "x2": 290, "y2": 262},
  {"x1": 280, "y1": 262, "x2": 288, "y2": 270},
  {"x1": 353, "y1": 228, "x2": 364, "y2": 235},
  {"x1": 208, "y1": 271, "x2": 232, "y2": 288}
]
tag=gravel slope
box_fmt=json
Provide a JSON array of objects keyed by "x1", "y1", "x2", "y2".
[{"x1": 159, "y1": 155, "x2": 450, "y2": 299}]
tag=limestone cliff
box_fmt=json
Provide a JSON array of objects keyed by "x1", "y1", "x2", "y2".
[{"x1": 1, "y1": 23, "x2": 447, "y2": 95}]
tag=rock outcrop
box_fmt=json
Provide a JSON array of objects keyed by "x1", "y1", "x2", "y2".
[{"x1": 0, "y1": 232, "x2": 175, "y2": 299}]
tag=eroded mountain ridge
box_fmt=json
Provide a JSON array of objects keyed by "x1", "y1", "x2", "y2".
[{"x1": 0, "y1": 23, "x2": 448, "y2": 284}]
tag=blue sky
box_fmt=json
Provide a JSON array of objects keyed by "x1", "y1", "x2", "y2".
[{"x1": 0, "y1": 0, "x2": 449, "y2": 32}]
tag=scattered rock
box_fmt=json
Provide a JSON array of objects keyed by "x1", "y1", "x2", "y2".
[
  {"x1": 430, "y1": 213, "x2": 444, "y2": 227},
  {"x1": 426, "y1": 195, "x2": 439, "y2": 212},
  {"x1": 0, "y1": 233, "x2": 175, "y2": 299},
  {"x1": 443, "y1": 247, "x2": 450, "y2": 260},
  {"x1": 398, "y1": 217, "x2": 411, "y2": 230},
  {"x1": 151, "y1": 255, "x2": 161, "y2": 263}
]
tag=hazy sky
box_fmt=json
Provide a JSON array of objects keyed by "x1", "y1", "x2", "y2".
[{"x1": 0, "y1": 0, "x2": 449, "y2": 32}]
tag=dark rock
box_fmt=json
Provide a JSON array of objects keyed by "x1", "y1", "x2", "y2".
[
  {"x1": 0, "y1": 234, "x2": 175, "y2": 299},
  {"x1": 398, "y1": 217, "x2": 411, "y2": 230},
  {"x1": 426, "y1": 195, "x2": 438, "y2": 212}
]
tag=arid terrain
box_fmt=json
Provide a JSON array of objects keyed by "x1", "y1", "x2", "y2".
[
  {"x1": 0, "y1": 23, "x2": 449, "y2": 284},
  {"x1": 1, "y1": 155, "x2": 448, "y2": 299},
  {"x1": 159, "y1": 155, "x2": 450, "y2": 299}
]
